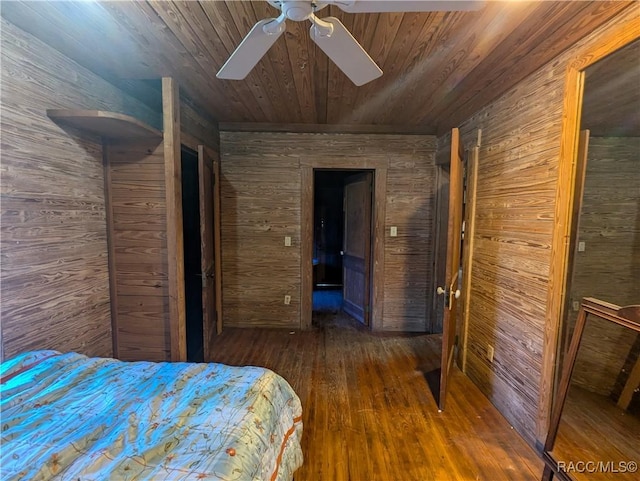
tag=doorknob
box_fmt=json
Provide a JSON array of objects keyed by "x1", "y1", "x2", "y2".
[
  {"x1": 448, "y1": 289, "x2": 461, "y2": 310},
  {"x1": 437, "y1": 286, "x2": 450, "y2": 308},
  {"x1": 437, "y1": 286, "x2": 460, "y2": 309}
]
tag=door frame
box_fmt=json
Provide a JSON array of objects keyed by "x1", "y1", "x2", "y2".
[
  {"x1": 541, "y1": 18, "x2": 639, "y2": 443},
  {"x1": 300, "y1": 160, "x2": 388, "y2": 330},
  {"x1": 459, "y1": 138, "x2": 480, "y2": 372}
]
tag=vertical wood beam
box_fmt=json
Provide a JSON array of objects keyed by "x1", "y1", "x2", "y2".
[{"x1": 163, "y1": 77, "x2": 186, "y2": 361}]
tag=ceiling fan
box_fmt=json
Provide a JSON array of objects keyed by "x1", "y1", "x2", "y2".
[{"x1": 216, "y1": 1, "x2": 484, "y2": 86}]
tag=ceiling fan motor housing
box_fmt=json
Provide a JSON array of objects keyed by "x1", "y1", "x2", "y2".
[{"x1": 281, "y1": 1, "x2": 315, "y2": 21}]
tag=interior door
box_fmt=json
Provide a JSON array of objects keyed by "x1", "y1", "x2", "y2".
[
  {"x1": 342, "y1": 172, "x2": 373, "y2": 325},
  {"x1": 437, "y1": 128, "x2": 464, "y2": 411},
  {"x1": 213, "y1": 158, "x2": 223, "y2": 335},
  {"x1": 198, "y1": 145, "x2": 217, "y2": 360},
  {"x1": 558, "y1": 130, "x2": 590, "y2": 372}
]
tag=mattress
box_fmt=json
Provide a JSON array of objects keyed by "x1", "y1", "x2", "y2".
[{"x1": 0, "y1": 350, "x2": 303, "y2": 480}]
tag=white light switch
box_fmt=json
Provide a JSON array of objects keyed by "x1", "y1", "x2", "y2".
[
  {"x1": 284, "y1": 236, "x2": 291, "y2": 246},
  {"x1": 578, "y1": 241, "x2": 586, "y2": 252},
  {"x1": 390, "y1": 226, "x2": 398, "y2": 237}
]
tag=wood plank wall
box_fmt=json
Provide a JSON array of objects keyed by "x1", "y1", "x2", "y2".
[
  {"x1": 180, "y1": 98, "x2": 220, "y2": 152},
  {"x1": 220, "y1": 132, "x2": 436, "y2": 331},
  {"x1": 105, "y1": 140, "x2": 169, "y2": 361},
  {"x1": 384, "y1": 140, "x2": 437, "y2": 331},
  {"x1": 568, "y1": 137, "x2": 640, "y2": 395},
  {"x1": 456, "y1": 8, "x2": 638, "y2": 445},
  {"x1": 0, "y1": 19, "x2": 160, "y2": 360}
]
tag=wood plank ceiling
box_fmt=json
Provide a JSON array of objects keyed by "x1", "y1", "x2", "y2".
[{"x1": 1, "y1": 1, "x2": 634, "y2": 132}]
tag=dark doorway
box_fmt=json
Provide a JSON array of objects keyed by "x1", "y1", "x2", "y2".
[
  {"x1": 181, "y1": 146, "x2": 204, "y2": 362},
  {"x1": 313, "y1": 170, "x2": 373, "y2": 328}
]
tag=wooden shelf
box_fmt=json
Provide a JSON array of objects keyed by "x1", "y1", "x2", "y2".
[{"x1": 47, "y1": 109, "x2": 162, "y2": 140}]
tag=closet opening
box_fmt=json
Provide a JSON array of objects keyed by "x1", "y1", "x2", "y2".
[{"x1": 181, "y1": 146, "x2": 204, "y2": 362}]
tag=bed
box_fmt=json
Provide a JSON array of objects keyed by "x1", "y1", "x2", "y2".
[{"x1": 0, "y1": 350, "x2": 303, "y2": 480}]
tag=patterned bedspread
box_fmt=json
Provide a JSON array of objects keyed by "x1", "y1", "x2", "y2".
[{"x1": 0, "y1": 350, "x2": 303, "y2": 480}]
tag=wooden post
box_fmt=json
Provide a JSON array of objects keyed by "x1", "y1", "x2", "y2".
[{"x1": 163, "y1": 77, "x2": 186, "y2": 361}]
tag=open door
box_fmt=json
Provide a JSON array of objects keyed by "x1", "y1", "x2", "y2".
[
  {"x1": 213, "y1": 158, "x2": 223, "y2": 335},
  {"x1": 557, "y1": 130, "x2": 590, "y2": 379},
  {"x1": 198, "y1": 145, "x2": 217, "y2": 360},
  {"x1": 342, "y1": 172, "x2": 373, "y2": 325},
  {"x1": 437, "y1": 128, "x2": 464, "y2": 411}
]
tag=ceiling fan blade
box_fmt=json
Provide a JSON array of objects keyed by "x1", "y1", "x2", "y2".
[
  {"x1": 217, "y1": 18, "x2": 285, "y2": 80},
  {"x1": 330, "y1": 0, "x2": 484, "y2": 13},
  {"x1": 310, "y1": 17, "x2": 382, "y2": 86}
]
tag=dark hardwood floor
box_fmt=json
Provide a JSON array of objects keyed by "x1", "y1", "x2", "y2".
[
  {"x1": 209, "y1": 313, "x2": 543, "y2": 480},
  {"x1": 551, "y1": 385, "x2": 640, "y2": 481}
]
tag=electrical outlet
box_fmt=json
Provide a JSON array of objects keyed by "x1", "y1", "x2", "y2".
[
  {"x1": 487, "y1": 345, "x2": 495, "y2": 363},
  {"x1": 578, "y1": 241, "x2": 586, "y2": 252},
  {"x1": 390, "y1": 226, "x2": 398, "y2": 237},
  {"x1": 284, "y1": 295, "x2": 291, "y2": 305},
  {"x1": 572, "y1": 301, "x2": 580, "y2": 312},
  {"x1": 284, "y1": 236, "x2": 292, "y2": 247}
]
